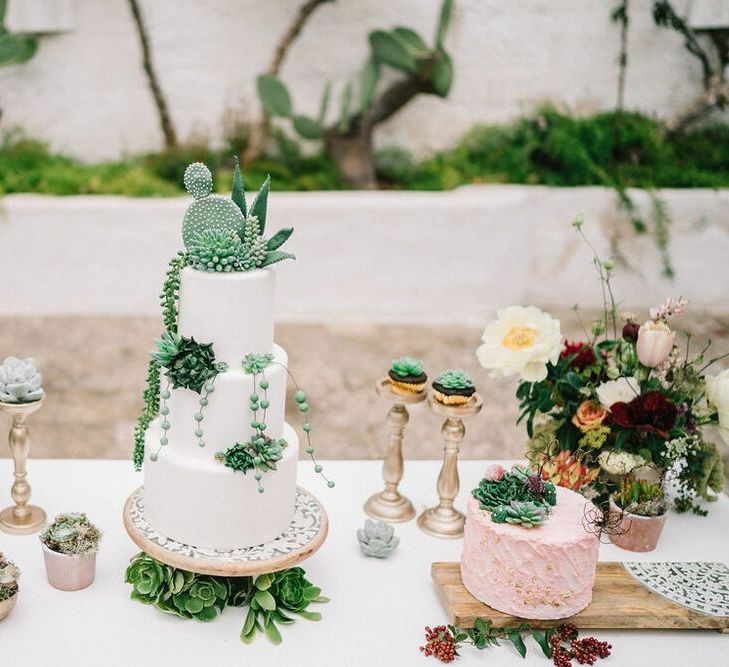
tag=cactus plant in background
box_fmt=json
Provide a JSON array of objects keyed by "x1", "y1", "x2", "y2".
[
  {"x1": 357, "y1": 519, "x2": 400, "y2": 558},
  {"x1": 0, "y1": 357, "x2": 43, "y2": 403},
  {"x1": 256, "y1": 0, "x2": 455, "y2": 188}
]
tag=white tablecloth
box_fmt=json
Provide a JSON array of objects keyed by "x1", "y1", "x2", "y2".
[{"x1": 1, "y1": 459, "x2": 727, "y2": 667}]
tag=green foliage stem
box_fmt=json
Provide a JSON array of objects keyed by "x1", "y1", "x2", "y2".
[{"x1": 133, "y1": 358, "x2": 160, "y2": 471}]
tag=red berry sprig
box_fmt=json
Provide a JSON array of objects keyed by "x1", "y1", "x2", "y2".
[
  {"x1": 549, "y1": 624, "x2": 612, "y2": 666},
  {"x1": 420, "y1": 626, "x2": 457, "y2": 663}
]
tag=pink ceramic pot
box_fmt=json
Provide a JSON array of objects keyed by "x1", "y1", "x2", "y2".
[
  {"x1": 608, "y1": 497, "x2": 667, "y2": 552},
  {"x1": 42, "y1": 544, "x2": 96, "y2": 591},
  {"x1": 0, "y1": 592, "x2": 18, "y2": 621}
]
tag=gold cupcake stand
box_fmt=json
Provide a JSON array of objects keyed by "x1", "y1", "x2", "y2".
[
  {"x1": 364, "y1": 377, "x2": 483, "y2": 539},
  {"x1": 123, "y1": 485, "x2": 328, "y2": 577}
]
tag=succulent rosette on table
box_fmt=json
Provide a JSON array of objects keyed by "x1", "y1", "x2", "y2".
[{"x1": 477, "y1": 222, "x2": 728, "y2": 516}]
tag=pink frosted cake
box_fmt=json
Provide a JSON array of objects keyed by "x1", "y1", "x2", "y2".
[{"x1": 461, "y1": 469, "x2": 599, "y2": 620}]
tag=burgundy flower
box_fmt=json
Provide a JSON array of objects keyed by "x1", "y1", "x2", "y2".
[
  {"x1": 610, "y1": 391, "x2": 677, "y2": 438},
  {"x1": 622, "y1": 321, "x2": 640, "y2": 342},
  {"x1": 560, "y1": 341, "x2": 596, "y2": 371}
]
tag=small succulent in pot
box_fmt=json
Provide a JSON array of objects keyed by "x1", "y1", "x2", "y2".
[
  {"x1": 0, "y1": 552, "x2": 20, "y2": 621},
  {"x1": 0, "y1": 357, "x2": 44, "y2": 404},
  {"x1": 609, "y1": 478, "x2": 668, "y2": 552},
  {"x1": 40, "y1": 513, "x2": 101, "y2": 591},
  {"x1": 357, "y1": 519, "x2": 400, "y2": 558}
]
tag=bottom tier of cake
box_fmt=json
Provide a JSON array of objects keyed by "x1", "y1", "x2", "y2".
[
  {"x1": 144, "y1": 422, "x2": 299, "y2": 550},
  {"x1": 461, "y1": 487, "x2": 599, "y2": 620}
]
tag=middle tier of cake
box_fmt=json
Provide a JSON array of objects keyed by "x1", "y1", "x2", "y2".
[{"x1": 160, "y1": 344, "x2": 288, "y2": 460}]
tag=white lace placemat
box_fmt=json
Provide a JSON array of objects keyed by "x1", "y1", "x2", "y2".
[{"x1": 622, "y1": 561, "x2": 729, "y2": 617}]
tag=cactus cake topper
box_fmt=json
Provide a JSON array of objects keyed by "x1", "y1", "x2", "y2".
[{"x1": 182, "y1": 159, "x2": 295, "y2": 271}]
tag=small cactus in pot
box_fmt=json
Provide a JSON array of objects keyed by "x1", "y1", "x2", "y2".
[
  {"x1": 40, "y1": 513, "x2": 102, "y2": 591},
  {"x1": 0, "y1": 552, "x2": 20, "y2": 621},
  {"x1": 0, "y1": 357, "x2": 43, "y2": 404}
]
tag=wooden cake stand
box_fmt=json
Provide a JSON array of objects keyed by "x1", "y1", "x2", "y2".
[{"x1": 123, "y1": 485, "x2": 328, "y2": 577}]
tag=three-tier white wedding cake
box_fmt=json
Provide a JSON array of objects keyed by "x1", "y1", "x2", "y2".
[{"x1": 135, "y1": 160, "x2": 319, "y2": 551}]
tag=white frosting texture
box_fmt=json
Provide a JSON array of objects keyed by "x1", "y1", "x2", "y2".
[
  {"x1": 177, "y1": 266, "x2": 275, "y2": 367},
  {"x1": 461, "y1": 486, "x2": 599, "y2": 619},
  {"x1": 144, "y1": 422, "x2": 299, "y2": 550}
]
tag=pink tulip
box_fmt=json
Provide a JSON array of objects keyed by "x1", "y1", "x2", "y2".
[
  {"x1": 636, "y1": 320, "x2": 675, "y2": 368},
  {"x1": 484, "y1": 464, "x2": 506, "y2": 482}
]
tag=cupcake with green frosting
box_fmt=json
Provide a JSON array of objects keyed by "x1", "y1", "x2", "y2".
[
  {"x1": 388, "y1": 356, "x2": 427, "y2": 395},
  {"x1": 432, "y1": 369, "x2": 476, "y2": 406}
]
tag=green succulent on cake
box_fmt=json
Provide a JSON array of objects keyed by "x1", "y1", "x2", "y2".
[
  {"x1": 253, "y1": 436, "x2": 288, "y2": 471},
  {"x1": 152, "y1": 334, "x2": 225, "y2": 394},
  {"x1": 391, "y1": 356, "x2": 424, "y2": 378},
  {"x1": 472, "y1": 466, "x2": 556, "y2": 526},
  {"x1": 243, "y1": 352, "x2": 275, "y2": 375},
  {"x1": 215, "y1": 442, "x2": 256, "y2": 474},
  {"x1": 491, "y1": 500, "x2": 548, "y2": 528},
  {"x1": 188, "y1": 228, "x2": 248, "y2": 272},
  {"x1": 434, "y1": 369, "x2": 474, "y2": 389}
]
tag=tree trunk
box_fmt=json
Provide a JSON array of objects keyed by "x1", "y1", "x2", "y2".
[
  {"x1": 325, "y1": 131, "x2": 377, "y2": 189},
  {"x1": 128, "y1": 0, "x2": 177, "y2": 149},
  {"x1": 244, "y1": 0, "x2": 330, "y2": 163}
]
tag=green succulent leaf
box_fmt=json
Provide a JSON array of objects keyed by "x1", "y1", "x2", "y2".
[
  {"x1": 254, "y1": 589, "x2": 276, "y2": 611},
  {"x1": 261, "y1": 250, "x2": 296, "y2": 267},
  {"x1": 296, "y1": 609, "x2": 322, "y2": 622},
  {"x1": 0, "y1": 33, "x2": 37, "y2": 66},
  {"x1": 264, "y1": 619, "x2": 283, "y2": 645},
  {"x1": 266, "y1": 227, "x2": 293, "y2": 251},
  {"x1": 231, "y1": 157, "x2": 247, "y2": 217},
  {"x1": 432, "y1": 51, "x2": 454, "y2": 97},
  {"x1": 257, "y1": 74, "x2": 292, "y2": 117},
  {"x1": 393, "y1": 26, "x2": 429, "y2": 54},
  {"x1": 359, "y1": 56, "x2": 380, "y2": 113},
  {"x1": 249, "y1": 175, "x2": 270, "y2": 233},
  {"x1": 292, "y1": 114, "x2": 323, "y2": 140},
  {"x1": 435, "y1": 0, "x2": 454, "y2": 49},
  {"x1": 369, "y1": 30, "x2": 417, "y2": 73}
]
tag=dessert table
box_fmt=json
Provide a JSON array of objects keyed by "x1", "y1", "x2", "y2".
[{"x1": 1, "y1": 459, "x2": 727, "y2": 667}]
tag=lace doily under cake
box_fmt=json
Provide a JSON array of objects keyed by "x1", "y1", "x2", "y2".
[{"x1": 123, "y1": 485, "x2": 328, "y2": 576}]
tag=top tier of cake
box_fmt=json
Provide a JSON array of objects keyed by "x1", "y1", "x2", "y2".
[{"x1": 177, "y1": 266, "x2": 275, "y2": 368}]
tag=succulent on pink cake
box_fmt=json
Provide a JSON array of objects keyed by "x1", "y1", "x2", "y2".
[
  {"x1": 539, "y1": 450, "x2": 599, "y2": 492},
  {"x1": 483, "y1": 464, "x2": 506, "y2": 482}
]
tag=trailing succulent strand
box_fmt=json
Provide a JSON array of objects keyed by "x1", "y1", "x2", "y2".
[
  {"x1": 160, "y1": 252, "x2": 189, "y2": 333},
  {"x1": 125, "y1": 553, "x2": 327, "y2": 643},
  {"x1": 133, "y1": 359, "x2": 160, "y2": 471},
  {"x1": 235, "y1": 353, "x2": 335, "y2": 491}
]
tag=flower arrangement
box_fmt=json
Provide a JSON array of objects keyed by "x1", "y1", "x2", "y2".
[
  {"x1": 0, "y1": 552, "x2": 20, "y2": 603},
  {"x1": 125, "y1": 553, "x2": 328, "y2": 644},
  {"x1": 40, "y1": 513, "x2": 101, "y2": 556},
  {"x1": 471, "y1": 465, "x2": 557, "y2": 528},
  {"x1": 477, "y1": 220, "x2": 727, "y2": 515},
  {"x1": 0, "y1": 356, "x2": 43, "y2": 403}
]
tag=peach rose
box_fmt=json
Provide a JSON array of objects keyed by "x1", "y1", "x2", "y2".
[{"x1": 572, "y1": 400, "x2": 608, "y2": 432}]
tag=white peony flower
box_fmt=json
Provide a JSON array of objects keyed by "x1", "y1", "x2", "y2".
[
  {"x1": 706, "y1": 369, "x2": 729, "y2": 446},
  {"x1": 476, "y1": 306, "x2": 562, "y2": 382},
  {"x1": 595, "y1": 377, "x2": 640, "y2": 410}
]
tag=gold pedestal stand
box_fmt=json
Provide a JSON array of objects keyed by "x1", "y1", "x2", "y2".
[
  {"x1": 0, "y1": 398, "x2": 46, "y2": 535},
  {"x1": 364, "y1": 378, "x2": 426, "y2": 522},
  {"x1": 417, "y1": 393, "x2": 483, "y2": 539}
]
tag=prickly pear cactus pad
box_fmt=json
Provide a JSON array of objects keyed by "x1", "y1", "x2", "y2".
[{"x1": 182, "y1": 163, "x2": 245, "y2": 250}]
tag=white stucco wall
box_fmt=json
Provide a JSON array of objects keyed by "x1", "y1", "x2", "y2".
[
  {"x1": 1, "y1": 187, "x2": 727, "y2": 323},
  {"x1": 0, "y1": 0, "x2": 706, "y2": 161}
]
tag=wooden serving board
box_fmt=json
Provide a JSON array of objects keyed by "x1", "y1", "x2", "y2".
[{"x1": 432, "y1": 562, "x2": 729, "y2": 632}]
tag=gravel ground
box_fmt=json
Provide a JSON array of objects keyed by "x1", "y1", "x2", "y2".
[{"x1": 0, "y1": 314, "x2": 727, "y2": 470}]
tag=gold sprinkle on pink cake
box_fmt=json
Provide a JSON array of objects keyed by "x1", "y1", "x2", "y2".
[{"x1": 461, "y1": 484, "x2": 599, "y2": 620}]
